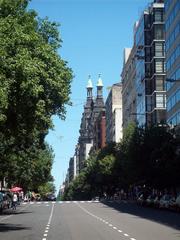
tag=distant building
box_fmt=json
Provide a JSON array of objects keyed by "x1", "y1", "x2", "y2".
[
  {"x1": 165, "y1": 0, "x2": 180, "y2": 126},
  {"x1": 93, "y1": 109, "x2": 106, "y2": 151},
  {"x1": 78, "y1": 75, "x2": 105, "y2": 171},
  {"x1": 68, "y1": 157, "x2": 74, "y2": 182},
  {"x1": 105, "y1": 83, "x2": 123, "y2": 143},
  {"x1": 121, "y1": 45, "x2": 137, "y2": 130}
]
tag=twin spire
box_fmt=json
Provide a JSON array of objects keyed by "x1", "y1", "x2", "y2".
[{"x1": 86, "y1": 74, "x2": 103, "y2": 99}]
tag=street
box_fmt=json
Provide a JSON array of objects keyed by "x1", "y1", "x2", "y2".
[{"x1": 0, "y1": 201, "x2": 179, "y2": 240}]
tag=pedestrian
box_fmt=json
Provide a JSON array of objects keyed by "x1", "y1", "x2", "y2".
[{"x1": 12, "y1": 193, "x2": 18, "y2": 210}]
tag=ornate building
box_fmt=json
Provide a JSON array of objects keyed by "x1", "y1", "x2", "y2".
[{"x1": 78, "y1": 75, "x2": 105, "y2": 171}]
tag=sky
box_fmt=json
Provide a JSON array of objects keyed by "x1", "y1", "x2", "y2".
[{"x1": 29, "y1": 0, "x2": 150, "y2": 193}]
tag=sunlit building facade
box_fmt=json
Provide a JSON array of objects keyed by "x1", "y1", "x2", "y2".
[
  {"x1": 165, "y1": 0, "x2": 180, "y2": 126},
  {"x1": 134, "y1": 0, "x2": 166, "y2": 126}
]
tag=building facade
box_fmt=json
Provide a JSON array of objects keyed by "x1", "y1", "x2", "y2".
[
  {"x1": 105, "y1": 83, "x2": 123, "y2": 143},
  {"x1": 121, "y1": 46, "x2": 137, "y2": 130},
  {"x1": 134, "y1": 0, "x2": 166, "y2": 126},
  {"x1": 165, "y1": 0, "x2": 180, "y2": 126},
  {"x1": 78, "y1": 76, "x2": 105, "y2": 171}
]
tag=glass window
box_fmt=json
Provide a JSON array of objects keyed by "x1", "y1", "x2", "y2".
[
  {"x1": 154, "y1": 25, "x2": 164, "y2": 40},
  {"x1": 155, "y1": 59, "x2": 165, "y2": 73},
  {"x1": 155, "y1": 42, "x2": 164, "y2": 57},
  {"x1": 154, "y1": 9, "x2": 164, "y2": 22},
  {"x1": 156, "y1": 76, "x2": 165, "y2": 91},
  {"x1": 156, "y1": 93, "x2": 166, "y2": 108}
]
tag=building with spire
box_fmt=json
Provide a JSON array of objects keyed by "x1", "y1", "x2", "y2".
[{"x1": 78, "y1": 75, "x2": 106, "y2": 172}]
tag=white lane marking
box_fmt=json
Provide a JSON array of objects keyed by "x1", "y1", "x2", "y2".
[
  {"x1": 46, "y1": 205, "x2": 50, "y2": 207},
  {"x1": 47, "y1": 203, "x2": 55, "y2": 225},
  {"x1": 76, "y1": 202, "x2": 137, "y2": 240},
  {"x1": 41, "y1": 202, "x2": 55, "y2": 240}
]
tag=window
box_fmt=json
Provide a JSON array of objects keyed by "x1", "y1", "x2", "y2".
[
  {"x1": 155, "y1": 59, "x2": 165, "y2": 73},
  {"x1": 154, "y1": 9, "x2": 164, "y2": 22},
  {"x1": 156, "y1": 76, "x2": 165, "y2": 91},
  {"x1": 155, "y1": 42, "x2": 164, "y2": 57},
  {"x1": 156, "y1": 93, "x2": 166, "y2": 108},
  {"x1": 154, "y1": 25, "x2": 164, "y2": 40}
]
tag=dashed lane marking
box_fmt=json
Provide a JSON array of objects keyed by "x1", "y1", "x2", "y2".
[{"x1": 76, "y1": 202, "x2": 137, "y2": 240}]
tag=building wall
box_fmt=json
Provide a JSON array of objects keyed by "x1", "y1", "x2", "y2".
[
  {"x1": 133, "y1": 0, "x2": 166, "y2": 126},
  {"x1": 121, "y1": 45, "x2": 137, "y2": 130},
  {"x1": 106, "y1": 83, "x2": 123, "y2": 143},
  {"x1": 165, "y1": 0, "x2": 180, "y2": 126}
]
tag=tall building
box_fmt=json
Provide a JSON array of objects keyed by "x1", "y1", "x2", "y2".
[
  {"x1": 121, "y1": 46, "x2": 137, "y2": 130},
  {"x1": 78, "y1": 75, "x2": 105, "y2": 171},
  {"x1": 105, "y1": 83, "x2": 123, "y2": 143},
  {"x1": 165, "y1": 0, "x2": 180, "y2": 126},
  {"x1": 134, "y1": 0, "x2": 166, "y2": 126}
]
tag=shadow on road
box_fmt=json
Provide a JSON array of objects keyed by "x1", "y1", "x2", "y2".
[
  {"x1": 101, "y1": 201, "x2": 180, "y2": 231},
  {"x1": 0, "y1": 210, "x2": 33, "y2": 216},
  {"x1": 0, "y1": 223, "x2": 31, "y2": 232}
]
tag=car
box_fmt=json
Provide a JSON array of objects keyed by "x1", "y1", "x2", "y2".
[
  {"x1": 153, "y1": 195, "x2": 161, "y2": 208},
  {"x1": 0, "y1": 192, "x2": 3, "y2": 213},
  {"x1": 46, "y1": 194, "x2": 56, "y2": 201},
  {"x1": 168, "y1": 197, "x2": 176, "y2": 210},
  {"x1": 0, "y1": 191, "x2": 13, "y2": 210},
  {"x1": 159, "y1": 194, "x2": 173, "y2": 209},
  {"x1": 137, "y1": 191, "x2": 150, "y2": 206},
  {"x1": 175, "y1": 194, "x2": 180, "y2": 211},
  {"x1": 146, "y1": 194, "x2": 157, "y2": 207}
]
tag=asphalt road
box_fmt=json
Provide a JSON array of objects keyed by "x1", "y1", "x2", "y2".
[{"x1": 0, "y1": 200, "x2": 180, "y2": 240}]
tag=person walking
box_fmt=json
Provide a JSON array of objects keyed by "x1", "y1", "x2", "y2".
[{"x1": 12, "y1": 193, "x2": 18, "y2": 210}]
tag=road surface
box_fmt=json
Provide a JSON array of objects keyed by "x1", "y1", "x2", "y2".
[{"x1": 0, "y1": 200, "x2": 179, "y2": 240}]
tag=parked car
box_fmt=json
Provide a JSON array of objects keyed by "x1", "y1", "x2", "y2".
[
  {"x1": 159, "y1": 194, "x2": 173, "y2": 209},
  {"x1": 175, "y1": 194, "x2": 180, "y2": 211},
  {"x1": 0, "y1": 191, "x2": 13, "y2": 210},
  {"x1": 0, "y1": 192, "x2": 3, "y2": 213},
  {"x1": 168, "y1": 196, "x2": 177, "y2": 211},
  {"x1": 153, "y1": 195, "x2": 161, "y2": 208},
  {"x1": 137, "y1": 193, "x2": 146, "y2": 206},
  {"x1": 137, "y1": 191, "x2": 150, "y2": 206},
  {"x1": 146, "y1": 194, "x2": 157, "y2": 207}
]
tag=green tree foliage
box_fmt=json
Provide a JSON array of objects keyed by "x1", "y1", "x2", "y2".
[
  {"x1": 38, "y1": 181, "x2": 56, "y2": 199},
  {"x1": 63, "y1": 125, "x2": 180, "y2": 200},
  {"x1": 0, "y1": 0, "x2": 73, "y2": 189}
]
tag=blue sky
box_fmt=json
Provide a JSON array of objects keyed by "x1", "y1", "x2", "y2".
[{"x1": 29, "y1": 0, "x2": 150, "y2": 193}]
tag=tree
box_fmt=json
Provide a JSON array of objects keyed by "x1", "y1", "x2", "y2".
[{"x1": 0, "y1": 0, "x2": 73, "y2": 188}]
